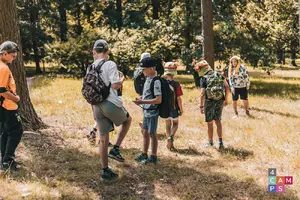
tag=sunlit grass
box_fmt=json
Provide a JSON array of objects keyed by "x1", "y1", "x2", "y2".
[{"x1": 1, "y1": 72, "x2": 299, "y2": 199}]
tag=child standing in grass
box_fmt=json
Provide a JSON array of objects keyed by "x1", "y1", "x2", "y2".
[
  {"x1": 163, "y1": 62, "x2": 183, "y2": 150},
  {"x1": 228, "y1": 56, "x2": 251, "y2": 117},
  {"x1": 193, "y1": 60, "x2": 230, "y2": 149},
  {"x1": 133, "y1": 57, "x2": 162, "y2": 165}
]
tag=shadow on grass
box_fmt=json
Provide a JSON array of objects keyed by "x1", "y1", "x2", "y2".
[
  {"x1": 251, "y1": 106, "x2": 300, "y2": 119},
  {"x1": 8, "y1": 130, "x2": 299, "y2": 200},
  {"x1": 171, "y1": 147, "x2": 209, "y2": 157},
  {"x1": 219, "y1": 146, "x2": 254, "y2": 160},
  {"x1": 249, "y1": 80, "x2": 300, "y2": 100}
]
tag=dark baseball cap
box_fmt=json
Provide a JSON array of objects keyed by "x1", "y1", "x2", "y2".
[
  {"x1": 93, "y1": 40, "x2": 109, "y2": 51},
  {"x1": 0, "y1": 41, "x2": 19, "y2": 54},
  {"x1": 140, "y1": 57, "x2": 156, "y2": 68}
]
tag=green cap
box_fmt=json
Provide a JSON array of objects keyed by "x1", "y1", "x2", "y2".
[{"x1": 0, "y1": 41, "x2": 19, "y2": 54}]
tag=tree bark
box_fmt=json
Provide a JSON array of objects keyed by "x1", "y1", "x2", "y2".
[
  {"x1": 276, "y1": 46, "x2": 283, "y2": 65},
  {"x1": 116, "y1": 0, "x2": 123, "y2": 31},
  {"x1": 152, "y1": 0, "x2": 159, "y2": 19},
  {"x1": 30, "y1": 5, "x2": 42, "y2": 74},
  {"x1": 0, "y1": 0, "x2": 45, "y2": 130},
  {"x1": 59, "y1": 2, "x2": 68, "y2": 42},
  {"x1": 291, "y1": 40, "x2": 297, "y2": 66},
  {"x1": 167, "y1": 0, "x2": 173, "y2": 25},
  {"x1": 202, "y1": 0, "x2": 214, "y2": 69}
]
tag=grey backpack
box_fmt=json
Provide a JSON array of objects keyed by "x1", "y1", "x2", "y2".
[{"x1": 82, "y1": 60, "x2": 110, "y2": 105}]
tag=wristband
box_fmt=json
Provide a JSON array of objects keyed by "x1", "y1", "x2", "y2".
[{"x1": 200, "y1": 106, "x2": 204, "y2": 108}]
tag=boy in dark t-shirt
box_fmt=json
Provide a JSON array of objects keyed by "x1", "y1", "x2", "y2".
[{"x1": 193, "y1": 60, "x2": 230, "y2": 149}]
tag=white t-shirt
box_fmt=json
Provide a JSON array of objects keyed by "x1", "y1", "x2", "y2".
[{"x1": 91, "y1": 58, "x2": 123, "y2": 107}]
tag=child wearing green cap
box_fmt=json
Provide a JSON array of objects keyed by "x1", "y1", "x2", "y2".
[{"x1": 193, "y1": 60, "x2": 230, "y2": 149}]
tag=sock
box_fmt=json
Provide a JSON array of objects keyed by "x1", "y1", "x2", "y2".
[{"x1": 218, "y1": 138, "x2": 223, "y2": 145}]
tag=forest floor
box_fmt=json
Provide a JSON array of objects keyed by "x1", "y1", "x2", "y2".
[{"x1": 0, "y1": 67, "x2": 300, "y2": 200}]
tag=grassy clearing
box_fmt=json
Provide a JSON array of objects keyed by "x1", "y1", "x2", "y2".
[{"x1": 1, "y1": 69, "x2": 300, "y2": 199}]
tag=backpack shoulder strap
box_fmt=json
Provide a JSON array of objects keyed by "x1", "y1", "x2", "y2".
[{"x1": 150, "y1": 76, "x2": 161, "y2": 97}]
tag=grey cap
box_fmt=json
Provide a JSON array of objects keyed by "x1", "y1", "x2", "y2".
[
  {"x1": 139, "y1": 52, "x2": 151, "y2": 62},
  {"x1": 93, "y1": 40, "x2": 109, "y2": 51},
  {"x1": 0, "y1": 41, "x2": 19, "y2": 54}
]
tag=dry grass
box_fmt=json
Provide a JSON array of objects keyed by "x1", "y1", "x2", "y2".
[{"x1": 0, "y1": 68, "x2": 300, "y2": 199}]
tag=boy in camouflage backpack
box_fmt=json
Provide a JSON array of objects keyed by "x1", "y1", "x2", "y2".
[{"x1": 193, "y1": 60, "x2": 230, "y2": 149}]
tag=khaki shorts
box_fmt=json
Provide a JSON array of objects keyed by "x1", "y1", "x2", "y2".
[{"x1": 93, "y1": 100, "x2": 129, "y2": 135}]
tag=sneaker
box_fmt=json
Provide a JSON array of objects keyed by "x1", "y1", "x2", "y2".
[
  {"x1": 219, "y1": 143, "x2": 225, "y2": 150},
  {"x1": 135, "y1": 153, "x2": 148, "y2": 162},
  {"x1": 205, "y1": 142, "x2": 214, "y2": 148},
  {"x1": 246, "y1": 110, "x2": 250, "y2": 116},
  {"x1": 140, "y1": 155, "x2": 158, "y2": 165},
  {"x1": 0, "y1": 160, "x2": 20, "y2": 172},
  {"x1": 101, "y1": 168, "x2": 118, "y2": 181},
  {"x1": 87, "y1": 130, "x2": 96, "y2": 145},
  {"x1": 108, "y1": 147, "x2": 124, "y2": 162}
]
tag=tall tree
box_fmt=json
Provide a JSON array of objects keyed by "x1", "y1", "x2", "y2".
[
  {"x1": 58, "y1": 1, "x2": 68, "y2": 41},
  {"x1": 0, "y1": 0, "x2": 45, "y2": 130},
  {"x1": 152, "y1": 0, "x2": 160, "y2": 19},
  {"x1": 202, "y1": 0, "x2": 214, "y2": 69},
  {"x1": 116, "y1": 0, "x2": 123, "y2": 31}
]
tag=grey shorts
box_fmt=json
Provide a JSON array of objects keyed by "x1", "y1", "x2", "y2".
[
  {"x1": 142, "y1": 115, "x2": 159, "y2": 135},
  {"x1": 204, "y1": 99, "x2": 224, "y2": 122},
  {"x1": 93, "y1": 100, "x2": 129, "y2": 135}
]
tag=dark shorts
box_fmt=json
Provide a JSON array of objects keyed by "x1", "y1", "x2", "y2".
[
  {"x1": 167, "y1": 109, "x2": 179, "y2": 120},
  {"x1": 142, "y1": 115, "x2": 159, "y2": 135},
  {"x1": 204, "y1": 99, "x2": 224, "y2": 122},
  {"x1": 232, "y1": 87, "x2": 248, "y2": 101}
]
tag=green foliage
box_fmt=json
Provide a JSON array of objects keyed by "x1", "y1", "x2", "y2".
[{"x1": 16, "y1": 0, "x2": 299, "y2": 74}]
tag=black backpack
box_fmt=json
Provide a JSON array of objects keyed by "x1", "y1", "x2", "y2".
[
  {"x1": 133, "y1": 58, "x2": 165, "y2": 95},
  {"x1": 82, "y1": 60, "x2": 110, "y2": 105},
  {"x1": 150, "y1": 77, "x2": 175, "y2": 119},
  {"x1": 133, "y1": 66, "x2": 145, "y2": 95}
]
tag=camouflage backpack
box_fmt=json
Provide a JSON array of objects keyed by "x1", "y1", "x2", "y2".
[
  {"x1": 204, "y1": 71, "x2": 225, "y2": 100},
  {"x1": 82, "y1": 60, "x2": 110, "y2": 105}
]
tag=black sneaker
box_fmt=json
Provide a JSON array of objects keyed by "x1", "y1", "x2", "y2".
[
  {"x1": 108, "y1": 147, "x2": 124, "y2": 162},
  {"x1": 101, "y1": 168, "x2": 119, "y2": 181},
  {"x1": 135, "y1": 153, "x2": 148, "y2": 162},
  {"x1": 141, "y1": 155, "x2": 158, "y2": 166},
  {"x1": 0, "y1": 160, "x2": 20, "y2": 172}
]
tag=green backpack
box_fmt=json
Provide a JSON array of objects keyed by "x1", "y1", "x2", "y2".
[{"x1": 204, "y1": 72, "x2": 225, "y2": 100}]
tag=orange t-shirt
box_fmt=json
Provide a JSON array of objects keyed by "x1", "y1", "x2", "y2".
[{"x1": 0, "y1": 60, "x2": 18, "y2": 110}]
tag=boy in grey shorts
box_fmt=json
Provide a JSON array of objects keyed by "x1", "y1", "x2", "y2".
[
  {"x1": 133, "y1": 57, "x2": 162, "y2": 165},
  {"x1": 89, "y1": 39, "x2": 132, "y2": 181}
]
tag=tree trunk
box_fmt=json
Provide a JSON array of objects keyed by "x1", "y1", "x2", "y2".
[
  {"x1": 167, "y1": 0, "x2": 173, "y2": 25},
  {"x1": 291, "y1": 40, "x2": 297, "y2": 66},
  {"x1": 75, "y1": 3, "x2": 83, "y2": 35},
  {"x1": 0, "y1": 0, "x2": 45, "y2": 130},
  {"x1": 202, "y1": 0, "x2": 214, "y2": 69},
  {"x1": 152, "y1": 0, "x2": 159, "y2": 19},
  {"x1": 185, "y1": 0, "x2": 200, "y2": 87},
  {"x1": 116, "y1": 0, "x2": 123, "y2": 31},
  {"x1": 30, "y1": 6, "x2": 41, "y2": 74},
  {"x1": 59, "y1": 2, "x2": 68, "y2": 42},
  {"x1": 276, "y1": 46, "x2": 283, "y2": 65}
]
